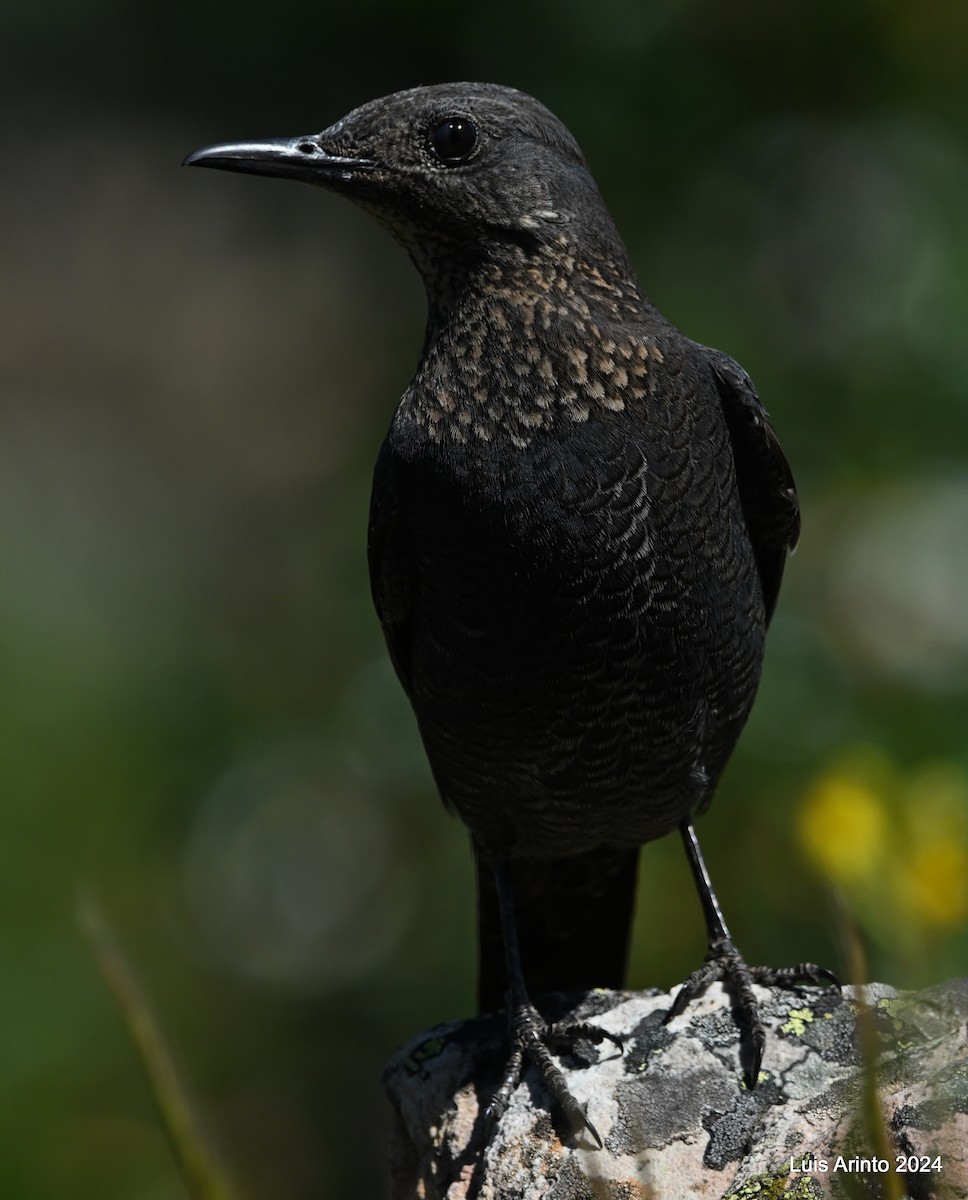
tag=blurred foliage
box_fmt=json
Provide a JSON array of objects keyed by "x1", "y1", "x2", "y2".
[
  {"x1": 2, "y1": 0, "x2": 968, "y2": 1195},
  {"x1": 800, "y1": 748, "x2": 968, "y2": 972},
  {"x1": 78, "y1": 890, "x2": 237, "y2": 1200}
]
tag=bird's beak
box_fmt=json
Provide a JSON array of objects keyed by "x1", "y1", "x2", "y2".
[{"x1": 183, "y1": 136, "x2": 375, "y2": 183}]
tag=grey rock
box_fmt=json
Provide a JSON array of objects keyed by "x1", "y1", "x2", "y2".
[{"x1": 384, "y1": 981, "x2": 968, "y2": 1199}]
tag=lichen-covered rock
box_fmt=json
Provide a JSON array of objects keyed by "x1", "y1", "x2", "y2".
[{"x1": 384, "y1": 981, "x2": 968, "y2": 1200}]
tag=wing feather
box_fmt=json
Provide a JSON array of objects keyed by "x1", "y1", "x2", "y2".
[
  {"x1": 367, "y1": 440, "x2": 414, "y2": 696},
  {"x1": 704, "y1": 348, "x2": 799, "y2": 625}
]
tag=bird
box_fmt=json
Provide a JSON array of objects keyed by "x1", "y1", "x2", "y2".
[{"x1": 185, "y1": 83, "x2": 837, "y2": 1146}]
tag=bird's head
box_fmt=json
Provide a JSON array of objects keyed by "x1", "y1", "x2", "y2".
[{"x1": 185, "y1": 83, "x2": 627, "y2": 289}]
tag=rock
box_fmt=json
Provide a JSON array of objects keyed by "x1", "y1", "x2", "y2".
[{"x1": 384, "y1": 980, "x2": 968, "y2": 1199}]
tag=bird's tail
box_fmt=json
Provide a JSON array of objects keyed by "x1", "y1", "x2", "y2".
[{"x1": 474, "y1": 844, "x2": 640, "y2": 1013}]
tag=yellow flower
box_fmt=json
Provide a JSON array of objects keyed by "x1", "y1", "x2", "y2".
[
  {"x1": 800, "y1": 749, "x2": 968, "y2": 940},
  {"x1": 798, "y1": 772, "x2": 889, "y2": 885},
  {"x1": 895, "y1": 840, "x2": 968, "y2": 928}
]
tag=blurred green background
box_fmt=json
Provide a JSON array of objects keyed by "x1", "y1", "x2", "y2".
[{"x1": 3, "y1": 0, "x2": 968, "y2": 1195}]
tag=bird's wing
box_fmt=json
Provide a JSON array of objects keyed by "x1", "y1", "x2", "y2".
[
  {"x1": 367, "y1": 440, "x2": 414, "y2": 697},
  {"x1": 704, "y1": 347, "x2": 800, "y2": 625}
]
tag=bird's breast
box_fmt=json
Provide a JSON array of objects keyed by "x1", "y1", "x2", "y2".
[
  {"x1": 402, "y1": 298, "x2": 669, "y2": 456},
  {"x1": 382, "y1": 332, "x2": 765, "y2": 856}
]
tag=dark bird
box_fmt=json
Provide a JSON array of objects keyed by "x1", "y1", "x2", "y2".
[{"x1": 185, "y1": 83, "x2": 836, "y2": 1144}]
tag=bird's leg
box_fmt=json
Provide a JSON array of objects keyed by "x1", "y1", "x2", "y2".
[
  {"x1": 484, "y1": 861, "x2": 621, "y2": 1147},
  {"x1": 665, "y1": 821, "x2": 839, "y2": 1087}
]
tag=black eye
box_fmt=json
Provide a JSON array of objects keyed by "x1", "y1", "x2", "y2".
[{"x1": 431, "y1": 118, "x2": 478, "y2": 164}]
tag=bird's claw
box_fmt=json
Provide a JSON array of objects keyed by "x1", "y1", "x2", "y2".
[
  {"x1": 750, "y1": 962, "x2": 841, "y2": 990},
  {"x1": 665, "y1": 937, "x2": 839, "y2": 1088},
  {"x1": 485, "y1": 1003, "x2": 609, "y2": 1148},
  {"x1": 484, "y1": 1045, "x2": 523, "y2": 1135},
  {"x1": 546, "y1": 1019, "x2": 624, "y2": 1057}
]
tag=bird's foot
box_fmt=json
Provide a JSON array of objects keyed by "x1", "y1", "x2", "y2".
[
  {"x1": 484, "y1": 1002, "x2": 623, "y2": 1147},
  {"x1": 665, "y1": 935, "x2": 839, "y2": 1087}
]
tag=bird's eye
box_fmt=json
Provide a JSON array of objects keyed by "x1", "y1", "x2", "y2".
[{"x1": 430, "y1": 118, "x2": 478, "y2": 165}]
